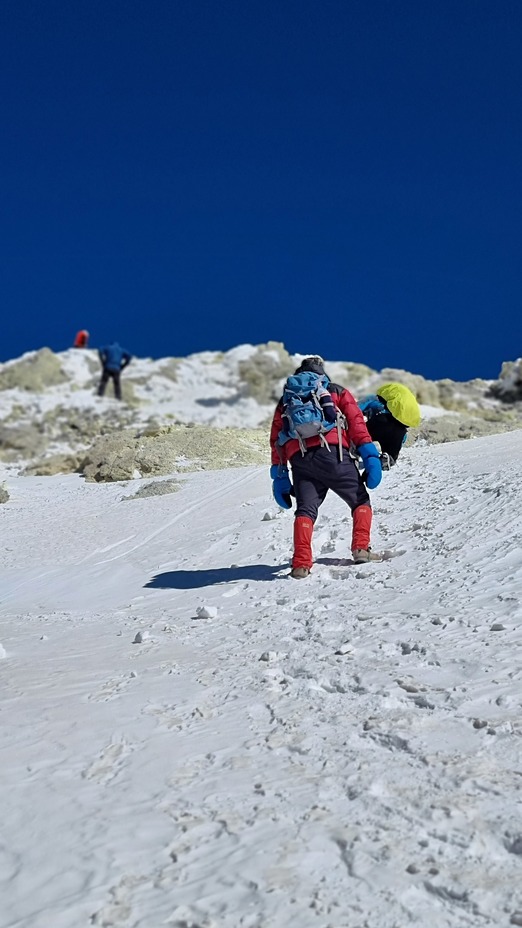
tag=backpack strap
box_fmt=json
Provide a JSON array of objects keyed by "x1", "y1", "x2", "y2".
[{"x1": 336, "y1": 411, "x2": 345, "y2": 461}]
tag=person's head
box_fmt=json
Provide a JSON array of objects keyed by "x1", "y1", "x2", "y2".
[{"x1": 294, "y1": 355, "x2": 328, "y2": 377}]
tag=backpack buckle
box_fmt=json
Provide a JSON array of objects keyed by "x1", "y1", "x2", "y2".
[{"x1": 380, "y1": 452, "x2": 395, "y2": 470}]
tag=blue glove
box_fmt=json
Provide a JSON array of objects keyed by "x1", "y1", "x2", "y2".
[
  {"x1": 358, "y1": 442, "x2": 382, "y2": 489},
  {"x1": 270, "y1": 464, "x2": 293, "y2": 509}
]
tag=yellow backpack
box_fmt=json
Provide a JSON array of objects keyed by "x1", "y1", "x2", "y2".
[{"x1": 377, "y1": 382, "x2": 421, "y2": 428}]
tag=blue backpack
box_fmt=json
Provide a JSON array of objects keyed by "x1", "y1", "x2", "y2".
[
  {"x1": 277, "y1": 371, "x2": 345, "y2": 455},
  {"x1": 358, "y1": 394, "x2": 387, "y2": 420}
]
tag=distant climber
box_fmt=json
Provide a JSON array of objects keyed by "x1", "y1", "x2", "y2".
[
  {"x1": 358, "y1": 382, "x2": 421, "y2": 469},
  {"x1": 97, "y1": 342, "x2": 132, "y2": 400},
  {"x1": 73, "y1": 329, "x2": 90, "y2": 349}
]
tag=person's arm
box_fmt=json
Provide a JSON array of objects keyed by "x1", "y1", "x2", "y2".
[
  {"x1": 269, "y1": 400, "x2": 293, "y2": 508},
  {"x1": 337, "y1": 387, "x2": 382, "y2": 487},
  {"x1": 120, "y1": 352, "x2": 132, "y2": 370},
  {"x1": 269, "y1": 401, "x2": 285, "y2": 465},
  {"x1": 336, "y1": 388, "x2": 373, "y2": 447}
]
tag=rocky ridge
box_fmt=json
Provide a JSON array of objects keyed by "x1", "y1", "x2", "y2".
[{"x1": 0, "y1": 343, "x2": 521, "y2": 484}]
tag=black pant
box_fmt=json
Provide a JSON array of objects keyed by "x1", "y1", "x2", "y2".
[
  {"x1": 366, "y1": 412, "x2": 407, "y2": 462},
  {"x1": 290, "y1": 446, "x2": 370, "y2": 522},
  {"x1": 98, "y1": 368, "x2": 122, "y2": 399}
]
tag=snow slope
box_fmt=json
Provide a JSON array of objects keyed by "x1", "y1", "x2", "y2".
[{"x1": 1, "y1": 431, "x2": 522, "y2": 928}]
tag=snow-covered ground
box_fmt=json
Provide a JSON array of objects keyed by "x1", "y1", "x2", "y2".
[{"x1": 2, "y1": 429, "x2": 522, "y2": 927}]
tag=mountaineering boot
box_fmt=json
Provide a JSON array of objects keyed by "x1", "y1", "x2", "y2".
[
  {"x1": 352, "y1": 548, "x2": 382, "y2": 563},
  {"x1": 351, "y1": 504, "x2": 372, "y2": 552},
  {"x1": 292, "y1": 515, "x2": 314, "y2": 571},
  {"x1": 290, "y1": 566, "x2": 310, "y2": 579},
  {"x1": 351, "y1": 504, "x2": 381, "y2": 561}
]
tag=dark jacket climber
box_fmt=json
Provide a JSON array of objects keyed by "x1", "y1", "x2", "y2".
[
  {"x1": 358, "y1": 382, "x2": 421, "y2": 468},
  {"x1": 97, "y1": 342, "x2": 132, "y2": 400}
]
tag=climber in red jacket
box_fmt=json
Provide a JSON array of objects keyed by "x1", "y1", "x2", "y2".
[
  {"x1": 73, "y1": 329, "x2": 90, "y2": 349},
  {"x1": 269, "y1": 356, "x2": 382, "y2": 578}
]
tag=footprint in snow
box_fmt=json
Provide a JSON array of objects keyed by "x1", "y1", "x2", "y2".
[
  {"x1": 81, "y1": 737, "x2": 132, "y2": 783},
  {"x1": 86, "y1": 674, "x2": 136, "y2": 702}
]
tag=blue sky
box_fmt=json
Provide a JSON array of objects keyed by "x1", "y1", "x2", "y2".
[{"x1": 1, "y1": 0, "x2": 521, "y2": 380}]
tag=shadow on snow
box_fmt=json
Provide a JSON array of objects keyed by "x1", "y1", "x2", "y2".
[{"x1": 145, "y1": 564, "x2": 286, "y2": 590}]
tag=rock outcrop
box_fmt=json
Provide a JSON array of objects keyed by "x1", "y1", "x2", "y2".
[
  {"x1": 0, "y1": 347, "x2": 68, "y2": 391},
  {"x1": 489, "y1": 358, "x2": 522, "y2": 403},
  {"x1": 79, "y1": 425, "x2": 269, "y2": 482}
]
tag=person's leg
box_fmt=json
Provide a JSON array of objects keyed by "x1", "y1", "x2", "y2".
[
  {"x1": 319, "y1": 455, "x2": 376, "y2": 556},
  {"x1": 291, "y1": 450, "x2": 329, "y2": 572},
  {"x1": 351, "y1": 504, "x2": 373, "y2": 552},
  {"x1": 97, "y1": 369, "x2": 109, "y2": 396},
  {"x1": 292, "y1": 516, "x2": 314, "y2": 572},
  {"x1": 112, "y1": 370, "x2": 122, "y2": 400}
]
